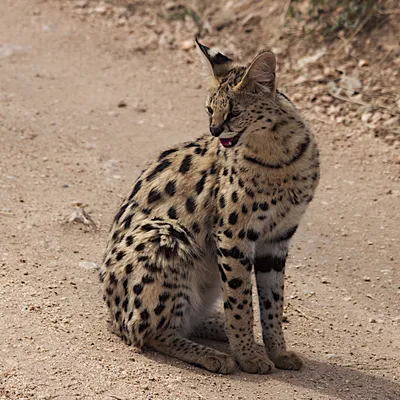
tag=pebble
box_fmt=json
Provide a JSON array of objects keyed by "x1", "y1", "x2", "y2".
[
  {"x1": 180, "y1": 39, "x2": 193, "y2": 51},
  {"x1": 79, "y1": 261, "x2": 99, "y2": 270},
  {"x1": 74, "y1": 0, "x2": 89, "y2": 7},
  {"x1": 95, "y1": 5, "x2": 108, "y2": 14}
]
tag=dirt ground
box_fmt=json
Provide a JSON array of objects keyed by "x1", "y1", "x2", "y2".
[{"x1": 0, "y1": 1, "x2": 399, "y2": 399}]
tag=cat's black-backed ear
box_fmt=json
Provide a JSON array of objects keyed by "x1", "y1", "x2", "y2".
[
  {"x1": 195, "y1": 38, "x2": 233, "y2": 78},
  {"x1": 235, "y1": 51, "x2": 277, "y2": 97}
]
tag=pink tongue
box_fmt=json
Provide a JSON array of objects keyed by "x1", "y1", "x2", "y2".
[{"x1": 220, "y1": 138, "x2": 232, "y2": 147}]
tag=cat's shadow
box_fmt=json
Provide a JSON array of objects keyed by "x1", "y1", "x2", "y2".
[{"x1": 145, "y1": 348, "x2": 400, "y2": 400}]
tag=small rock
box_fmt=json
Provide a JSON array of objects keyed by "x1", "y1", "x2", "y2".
[
  {"x1": 363, "y1": 276, "x2": 371, "y2": 282},
  {"x1": 340, "y1": 75, "x2": 362, "y2": 95},
  {"x1": 361, "y1": 112, "x2": 372, "y2": 123},
  {"x1": 292, "y1": 92, "x2": 303, "y2": 101},
  {"x1": 320, "y1": 95, "x2": 333, "y2": 103},
  {"x1": 180, "y1": 39, "x2": 193, "y2": 51},
  {"x1": 79, "y1": 261, "x2": 99, "y2": 270},
  {"x1": 118, "y1": 100, "x2": 127, "y2": 108},
  {"x1": 343, "y1": 296, "x2": 352, "y2": 302},
  {"x1": 95, "y1": 5, "x2": 108, "y2": 14},
  {"x1": 74, "y1": 0, "x2": 89, "y2": 7},
  {"x1": 369, "y1": 318, "x2": 377, "y2": 323}
]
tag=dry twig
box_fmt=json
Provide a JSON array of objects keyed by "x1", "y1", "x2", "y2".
[
  {"x1": 63, "y1": 202, "x2": 99, "y2": 230},
  {"x1": 328, "y1": 90, "x2": 400, "y2": 115}
]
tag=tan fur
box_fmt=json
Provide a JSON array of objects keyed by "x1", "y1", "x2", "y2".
[{"x1": 100, "y1": 42, "x2": 320, "y2": 374}]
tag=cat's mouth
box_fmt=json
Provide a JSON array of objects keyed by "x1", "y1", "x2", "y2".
[{"x1": 218, "y1": 128, "x2": 245, "y2": 148}]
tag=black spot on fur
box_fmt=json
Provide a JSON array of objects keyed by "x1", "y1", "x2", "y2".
[
  {"x1": 140, "y1": 309, "x2": 150, "y2": 320},
  {"x1": 210, "y1": 162, "x2": 217, "y2": 175},
  {"x1": 126, "y1": 235, "x2": 133, "y2": 246},
  {"x1": 146, "y1": 159, "x2": 172, "y2": 181},
  {"x1": 232, "y1": 192, "x2": 238, "y2": 203},
  {"x1": 269, "y1": 226, "x2": 298, "y2": 243},
  {"x1": 179, "y1": 155, "x2": 192, "y2": 174},
  {"x1": 224, "y1": 229, "x2": 233, "y2": 238},
  {"x1": 114, "y1": 203, "x2": 129, "y2": 224},
  {"x1": 222, "y1": 263, "x2": 232, "y2": 271},
  {"x1": 158, "y1": 148, "x2": 178, "y2": 160},
  {"x1": 247, "y1": 229, "x2": 259, "y2": 241},
  {"x1": 157, "y1": 316, "x2": 167, "y2": 329},
  {"x1": 133, "y1": 283, "x2": 143, "y2": 295},
  {"x1": 154, "y1": 303, "x2": 166, "y2": 315},
  {"x1": 186, "y1": 197, "x2": 196, "y2": 213},
  {"x1": 165, "y1": 180, "x2": 176, "y2": 196},
  {"x1": 129, "y1": 180, "x2": 142, "y2": 200},
  {"x1": 218, "y1": 264, "x2": 227, "y2": 282},
  {"x1": 272, "y1": 291, "x2": 280, "y2": 302},
  {"x1": 264, "y1": 300, "x2": 271, "y2": 309},
  {"x1": 134, "y1": 298, "x2": 141, "y2": 308},
  {"x1": 228, "y1": 278, "x2": 243, "y2": 289},
  {"x1": 148, "y1": 189, "x2": 162, "y2": 204},
  {"x1": 135, "y1": 243, "x2": 145, "y2": 252},
  {"x1": 245, "y1": 188, "x2": 255, "y2": 198},
  {"x1": 141, "y1": 224, "x2": 156, "y2": 232},
  {"x1": 159, "y1": 292, "x2": 170, "y2": 302},
  {"x1": 168, "y1": 207, "x2": 178, "y2": 220},
  {"x1": 138, "y1": 322, "x2": 149, "y2": 333},
  {"x1": 228, "y1": 212, "x2": 238, "y2": 225},
  {"x1": 125, "y1": 263, "x2": 133, "y2": 274},
  {"x1": 123, "y1": 214, "x2": 133, "y2": 230},
  {"x1": 192, "y1": 222, "x2": 200, "y2": 234},
  {"x1": 254, "y1": 254, "x2": 286, "y2": 273},
  {"x1": 142, "y1": 275, "x2": 155, "y2": 284},
  {"x1": 195, "y1": 174, "x2": 207, "y2": 195}
]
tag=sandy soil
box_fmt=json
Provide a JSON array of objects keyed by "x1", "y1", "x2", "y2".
[{"x1": 0, "y1": 1, "x2": 399, "y2": 399}]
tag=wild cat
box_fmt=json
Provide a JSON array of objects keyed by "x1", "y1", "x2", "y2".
[{"x1": 100, "y1": 39, "x2": 320, "y2": 374}]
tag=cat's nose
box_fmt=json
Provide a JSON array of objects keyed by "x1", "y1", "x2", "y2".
[{"x1": 210, "y1": 125, "x2": 224, "y2": 137}]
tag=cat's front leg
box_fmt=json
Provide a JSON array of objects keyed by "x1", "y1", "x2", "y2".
[
  {"x1": 216, "y1": 234, "x2": 275, "y2": 374},
  {"x1": 255, "y1": 242, "x2": 302, "y2": 370}
]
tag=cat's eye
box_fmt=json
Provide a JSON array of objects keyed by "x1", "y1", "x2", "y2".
[
  {"x1": 206, "y1": 106, "x2": 214, "y2": 115},
  {"x1": 226, "y1": 110, "x2": 241, "y2": 121}
]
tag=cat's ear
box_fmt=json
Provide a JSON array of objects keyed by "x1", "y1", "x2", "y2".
[
  {"x1": 235, "y1": 51, "x2": 276, "y2": 96},
  {"x1": 195, "y1": 38, "x2": 233, "y2": 78}
]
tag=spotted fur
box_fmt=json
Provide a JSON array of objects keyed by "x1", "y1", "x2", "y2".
[{"x1": 100, "y1": 41, "x2": 320, "y2": 374}]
